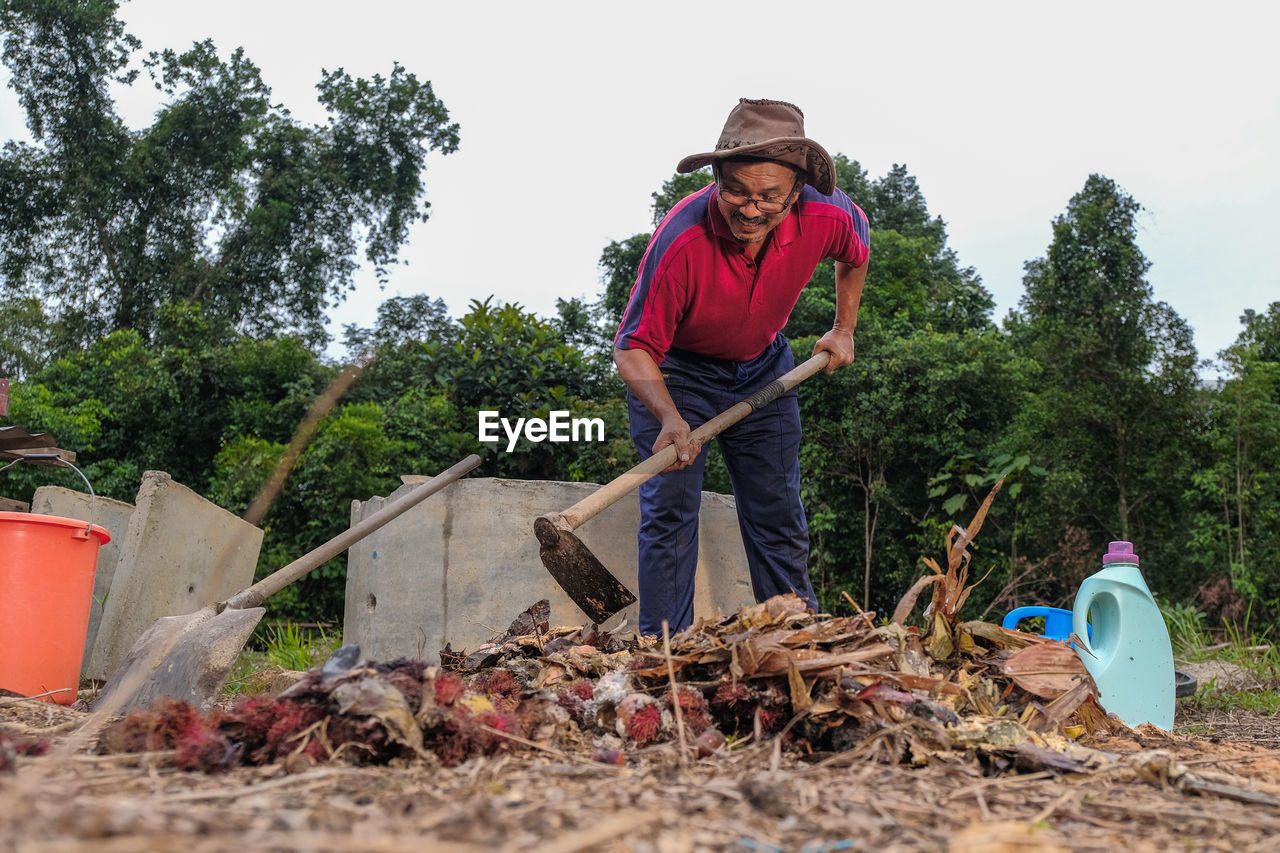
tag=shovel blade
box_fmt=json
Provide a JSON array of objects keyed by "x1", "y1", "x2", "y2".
[
  {"x1": 93, "y1": 606, "x2": 266, "y2": 714},
  {"x1": 535, "y1": 515, "x2": 637, "y2": 624}
]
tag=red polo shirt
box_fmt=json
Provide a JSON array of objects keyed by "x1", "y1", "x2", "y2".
[{"x1": 615, "y1": 184, "x2": 870, "y2": 363}]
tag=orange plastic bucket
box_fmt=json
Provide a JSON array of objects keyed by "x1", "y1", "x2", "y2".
[{"x1": 0, "y1": 511, "x2": 110, "y2": 704}]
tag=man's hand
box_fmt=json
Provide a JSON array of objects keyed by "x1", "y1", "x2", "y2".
[
  {"x1": 819, "y1": 258, "x2": 867, "y2": 373},
  {"x1": 655, "y1": 414, "x2": 703, "y2": 472},
  {"x1": 813, "y1": 327, "x2": 855, "y2": 373},
  {"x1": 614, "y1": 346, "x2": 705, "y2": 472}
]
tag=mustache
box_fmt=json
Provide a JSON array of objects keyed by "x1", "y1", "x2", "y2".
[{"x1": 732, "y1": 211, "x2": 769, "y2": 226}]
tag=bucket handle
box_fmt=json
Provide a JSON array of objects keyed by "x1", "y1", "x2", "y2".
[{"x1": 0, "y1": 453, "x2": 98, "y2": 538}]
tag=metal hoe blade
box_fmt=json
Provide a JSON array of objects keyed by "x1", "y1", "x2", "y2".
[
  {"x1": 533, "y1": 353, "x2": 832, "y2": 626},
  {"x1": 93, "y1": 606, "x2": 266, "y2": 713},
  {"x1": 535, "y1": 515, "x2": 636, "y2": 624}
]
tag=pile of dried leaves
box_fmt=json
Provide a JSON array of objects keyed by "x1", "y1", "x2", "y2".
[
  {"x1": 77, "y1": 591, "x2": 1101, "y2": 774},
  {"x1": 78, "y1": 483, "x2": 1129, "y2": 775}
]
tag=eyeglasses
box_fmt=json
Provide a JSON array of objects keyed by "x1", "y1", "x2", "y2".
[{"x1": 716, "y1": 179, "x2": 800, "y2": 215}]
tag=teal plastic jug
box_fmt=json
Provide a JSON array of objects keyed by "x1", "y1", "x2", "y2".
[{"x1": 1071, "y1": 541, "x2": 1175, "y2": 729}]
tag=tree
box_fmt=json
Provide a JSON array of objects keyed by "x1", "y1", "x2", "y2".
[
  {"x1": 781, "y1": 160, "x2": 1010, "y2": 613},
  {"x1": 1007, "y1": 174, "x2": 1203, "y2": 598},
  {"x1": 1186, "y1": 303, "x2": 1280, "y2": 615},
  {"x1": 0, "y1": 0, "x2": 460, "y2": 351},
  {"x1": 3, "y1": 324, "x2": 335, "y2": 503},
  {"x1": 0, "y1": 293, "x2": 50, "y2": 378},
  {"x1": 785, "y1": 157, "x2": 992, "y2": 342},
  {"x1": 596, "y1": 171, "x2": 714, "y2": 328},
  {"x1": 798, "y1": 327, "x2": 1034, "y2": 614}
]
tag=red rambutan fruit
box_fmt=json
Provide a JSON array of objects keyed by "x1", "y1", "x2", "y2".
[
  {"x1": 627, "y1": 703, "x2": 663, "y2": 746},
  {"x1": 432, "y1": 714, "x2": 477, "y2": 766},
  {"x1": 432, "y1": 671, "x2": 466, "y2": 707},
  {"x1": 712, "y1": 681, "x2": 752, "y2": 709},
  {"x1": 474, "y1": 669, "x2": 522, "y2": 712},
  {"x1": 0, "y1": 731, "x2": 48, "y2": 770},
  {"x1": 471, "y1": 709, "x2": 518, "y2": 754},
  {"x1": 754, "y1": 705, "x2": 787, "y2": 736},
  {"x1": 102, "y1": 698, "x2": 204, "y2": 754},
  {"x1": 175, "y1": 725, "x2": 237, "y2": 772},
  {"x1": 259, "y1": 701, "x2": 326, "y2": 764},
  {"x1": 556, "y1": 688, "x2": 584, "y2": 713},
  {"x1": 665, "y1": 685, "x2": 711, "y2": 735},
  {"x1": 615, "y1": 694, "x2": 665, "y2": 746},
  {"x1": 709, "y1": 681, "x2": 756, "y2": 736}
]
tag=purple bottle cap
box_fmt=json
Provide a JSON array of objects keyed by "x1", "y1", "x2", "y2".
[{"x1": 1103, "y1": 540, "x2": 1140, "y2": 565}]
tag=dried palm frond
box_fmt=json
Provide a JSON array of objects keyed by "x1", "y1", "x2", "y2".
[{"x1": 892, "y1": 479, "x2": 1005, "y2": 659}]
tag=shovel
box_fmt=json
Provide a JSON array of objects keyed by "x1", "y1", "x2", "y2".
[
  {"x1": 535, "y1": 351, "x2": 831, "y2": 624},
  {"x1": 94, "y1": 454, "x2": 482, "y2": 713}
]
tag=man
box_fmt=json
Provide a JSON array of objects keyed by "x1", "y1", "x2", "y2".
[{"x1": 614, "y1": 98, "x2": 871, "y2": 635}]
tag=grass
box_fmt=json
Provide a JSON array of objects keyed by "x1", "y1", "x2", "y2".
[
  {"x1": 224, "y1": 621, "x2": 344, "y2": 695},
  {"x1": 1162, "y1": 599, "x2": 1280, "y2": 716}
]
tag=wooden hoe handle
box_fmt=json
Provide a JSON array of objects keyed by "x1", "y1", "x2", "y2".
[
  {"x1": 551, "y1": 351, "x2": 831, "y2": 533},
  {"x1": 227, "y1": 454, "x2": 483, "y2": 611}
]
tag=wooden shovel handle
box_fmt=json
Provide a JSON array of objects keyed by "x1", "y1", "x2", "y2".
[
  {"x1": 551, "y1": 351, "x2": 830, "y2": 533},
  {"x1": 225, "y1": 453, "x2": 482, "y2": 611}
]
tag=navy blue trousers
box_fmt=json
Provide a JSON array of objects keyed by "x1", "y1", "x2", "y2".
[{"x1": 627, "y1": 336, "x2": 817, "y2": 636}]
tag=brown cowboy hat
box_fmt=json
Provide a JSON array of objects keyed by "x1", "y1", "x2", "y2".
[{"x1": 676, "y1": 98, "x2": 836, "y2": 195}]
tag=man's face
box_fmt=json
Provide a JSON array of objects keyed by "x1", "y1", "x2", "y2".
[{"x1": 715, "y1": 160, "x2": 800, "y2": 245}]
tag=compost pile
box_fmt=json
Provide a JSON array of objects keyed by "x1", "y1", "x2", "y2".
[
  {"x1": 8, "y1": 489, "x2": 1280, "y2": 852},
  {"x1": 88, "y1": 486, "x2": 1122, "y2": 773},
  {"x1": 84, "y1": 592, "x2": 1115, "y2": 774}
]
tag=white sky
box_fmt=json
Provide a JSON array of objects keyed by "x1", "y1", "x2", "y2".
[{"x1": 3, "y1": 0, "x2": 1277, "y2": 375}]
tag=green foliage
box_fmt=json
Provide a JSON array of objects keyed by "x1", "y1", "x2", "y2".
[
  {"x1": 341, "y1": 294, "x2": 454, "y2": 365},
  {"x1": 799, "y1": 327, "x2": 1034, "y2": 615},
  {"x1": 1173, "y1": 601, "x2": 1280, "y2": 713},
  {"x1": 783, "y1": 157, "x2": 1009, "y2": 616},
  {"x1": 264, "y1": 622, "x2": 321, "y2": 671},
  {"x1": 1161, "y1": 599, "x2": 1211, "y2": 656},
  {"x1": 1185, "y1": 303, "x2": 1280, "y2": 619},
  {"x1": 650, "y1": 171, "x2": 714, "y2": 226},
  {"x1": 0, "y1": 1, "x2": 459, "y2": 352},
  {"x1": 226, "y1": 622, "x2": 342, "y2": 693},
  {"x1": 444, "y1": 298, "x2": 588, "y2": 414},
  {"x1": 2, "y1": 327, "x2": 334, "y2": 503},
  {"x1": 785, "y1": 155, "x2": 993, "y2": 343},
  {"x1": 0, "y1": 294, "x2": 51, "y2": 379},
  {"x1": 598, "y1": 233, "x2": 650, "y2": 329},
  {"x1": 1006, "y1": 174, "x2": 1205, "y2": 604}
]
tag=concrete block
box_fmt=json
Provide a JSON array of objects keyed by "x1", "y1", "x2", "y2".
[
  {"x1": 30, "y1": 486, "x2": 136, "y2": 676},
  {"x1": 343, "y1": 478, "x2": 755, "y2": 664},
  {"x1": 0, "y1": 497, "x2": 29, "y2": 512},
  {"x1": 86, "y1": 471, "x2": 264, "y2": 681}
]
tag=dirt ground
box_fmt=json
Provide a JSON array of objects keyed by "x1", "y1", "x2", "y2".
[{"x1": 3, "y1": 698, "x2": 1280, "y2": 853}]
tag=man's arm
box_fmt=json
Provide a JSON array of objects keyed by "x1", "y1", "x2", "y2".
[
  {"x1": 813, "y1": 259, "x2": 868, "y2": 373},
  {"x1": 613, "y1": 346, "x2": 703, "y2": 471}
]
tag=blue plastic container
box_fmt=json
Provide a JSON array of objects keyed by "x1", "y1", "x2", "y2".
[
  {"x1": 1002, "y1": 606, "x2": 1085, "y2": 641},
  {"x1": 1071, "y1": 541, "x2": 1175, "y2": 729}
]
